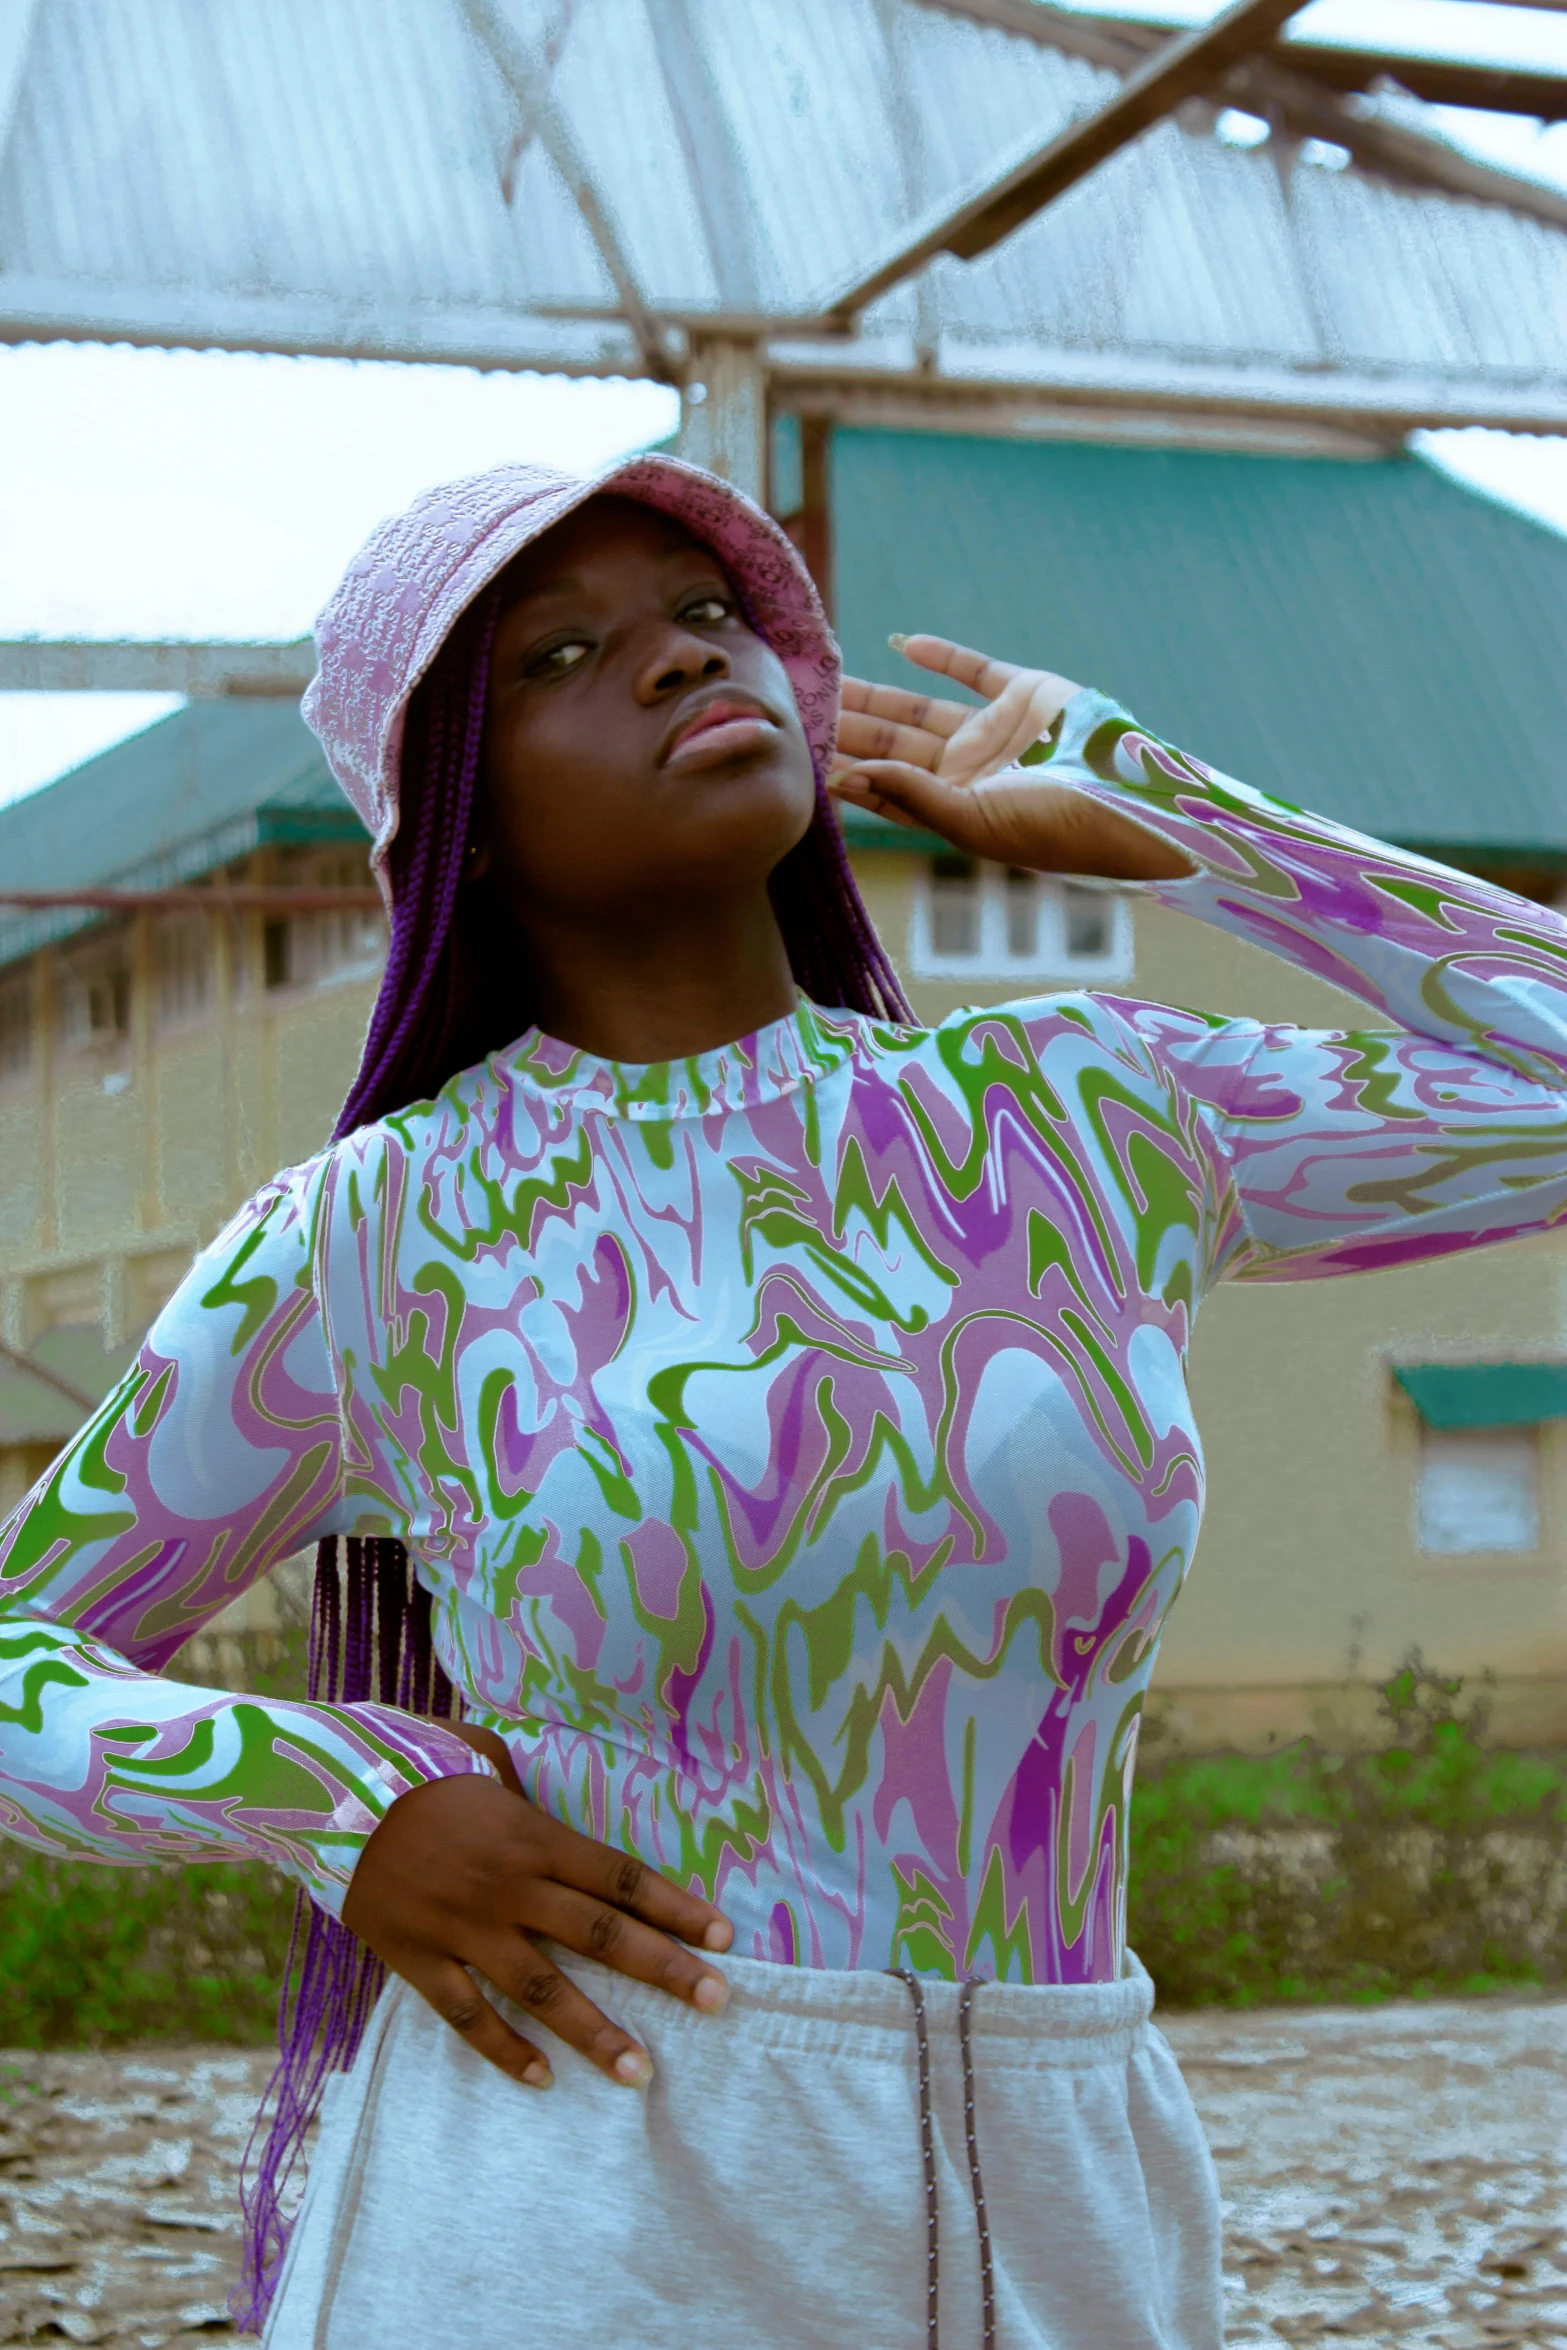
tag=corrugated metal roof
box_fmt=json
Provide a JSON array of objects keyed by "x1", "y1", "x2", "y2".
[
  {"x1": 0, "y1": 699, "x2": 356, "y2": 970},
  {"x1": 832, "y1": 430, "x2": 1567, "y2": 860},
  {"x1": 0, "y1": 0, "x2": 1563, "y2": 412}
]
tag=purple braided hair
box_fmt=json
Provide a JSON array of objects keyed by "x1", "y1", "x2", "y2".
[{"x1": 235, "y1": 548, "x2": 909, "y2": 2332}]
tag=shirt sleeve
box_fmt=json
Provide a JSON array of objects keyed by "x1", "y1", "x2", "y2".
[
  {"x1": 0, "y1": 1154, "x2": 493, "y2": 1914},
  {"x1": 1041, "y1": 689, "x2": 1567, "y2": 1288}
]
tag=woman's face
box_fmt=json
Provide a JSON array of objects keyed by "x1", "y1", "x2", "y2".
[{"x1": 474, "y1": 496, "x2": 817, "y2": 925}]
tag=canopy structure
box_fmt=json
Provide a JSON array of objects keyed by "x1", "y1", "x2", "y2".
[{"x1": 0, "y1": 0, "x2": 1564, "y2": 514}]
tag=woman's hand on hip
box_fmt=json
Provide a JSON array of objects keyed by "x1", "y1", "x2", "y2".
[
  {"x1": 341, "y1": 1722, "x2": 733, "y2": 2092},
  {"x1": 830, "y1": 634, "x2": 1193, "y2": 882}
]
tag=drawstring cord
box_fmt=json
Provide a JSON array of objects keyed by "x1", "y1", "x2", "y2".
[
  {"x1": 890, "y1": 1969, "x2": 996, "y2": 2350},
  {"x1": 957, "y1": 1978, "x2": 997, "y2": 2347}
]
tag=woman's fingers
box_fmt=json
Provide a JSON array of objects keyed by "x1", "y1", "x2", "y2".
[
  {"x1": 894, "y1": 634, "x2": 1021, "y2": 700},
  {"x1": 527, "y1": 1813, "x2": 733, "y2": 1956},
  {"x1": 404, "y1": 1951, "x2": 557, "y2": 2088},
  {"x1": 829, "y1": 760, "x2": 996, "y2": 853},
  {"x1": 887, "y1": 637, "x2": 1083, "y2": 770},
  {"x1": 840, "y1": 674, "x2": 970, "y2": 739},
  {"x1": 834, "y1": 708, "x2": 946, "y2": 772},
  {"x1": 471, "y1": 1932, "x2": 658, "y2": 2086},
  {"x1": 941, "y1": 671, "x2": 1062, "y2": 782},
  {"x1": 515, "y1": 1881, "x2": 732, "y2": 2013}
]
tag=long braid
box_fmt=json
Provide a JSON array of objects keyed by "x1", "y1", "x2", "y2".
[{"x1": 237, "y1": 556, "x2": 909, "y2": 2331}]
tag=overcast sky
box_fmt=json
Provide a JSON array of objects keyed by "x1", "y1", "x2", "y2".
[{"x1": 1, "y1": 0, "x2": 1562, "y2": 811}]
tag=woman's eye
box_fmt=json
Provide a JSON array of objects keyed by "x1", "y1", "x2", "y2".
[
  {"x1": 525, "y1": 637, "x2": 592, "y2": 681},
  {"x1": 679, "y1": 594, "x2": 733, "y2": 626}
]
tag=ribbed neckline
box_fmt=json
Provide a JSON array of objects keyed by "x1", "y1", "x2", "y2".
[{"x1": 501, "y1": 1000, "x2": 863, "y2": 1121}]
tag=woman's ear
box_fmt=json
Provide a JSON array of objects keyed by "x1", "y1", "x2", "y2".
[{"x1": 465, "y1": 838, "x2": 494, "y2": 882}]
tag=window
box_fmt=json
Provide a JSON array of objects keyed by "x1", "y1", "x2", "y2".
[
  {"x1": 0, "y1": 978, "x2": 30, "y2": 1081},
  {"x1": 910, "y1": 859, "x2": 1131, "y2": 982},
  {"x1": 1417, "y1": 1428, "x2": 1540, "y2": 1554},
  {"x1": 263, "y1": 855, "x2": 385, "y2": 993},
  {"x1": 59, "y1": 943, "x2": 130, "y2": 1052},
  {"x1": 154, "y1": 911, "x2": 212, "y2": 1028}
]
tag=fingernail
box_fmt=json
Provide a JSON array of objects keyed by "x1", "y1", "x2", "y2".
[
  {"x1": 702, "y1": 1920, "x2": 733, "y2": 1953},
  {"x1": 523, "y1": 2061, "x2": 553, "y2": 2089},
  {"x1": 888, "y1": 632, "x2": 909, "y2": 651},
  {"x1": 615, "y1": 2049, "x2": 655, "y2": 2088},
  {"x1": 692, "y1": 1973, "x2": 730, "y2": 2014}
]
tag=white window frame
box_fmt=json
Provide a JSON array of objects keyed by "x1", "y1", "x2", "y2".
[
  {"x1": 58, "y1": 938, "x2": 132, "y2": 1056},
  {"x1": 153, "y1": 909, "x2": 214, "y2": 1031},
  {"x1": 909, "y1": 858, "x2": 1133, "y2": 983},
  {"x1": 262, "y1": 852, "x2": 386, "y2": 997},
  {"x1": 0, "y1": 975, "x2": 31, "y2": 1084},
  {"x1": 1415, "y1": 1426, "x2": 1542, "y2": 1556}
]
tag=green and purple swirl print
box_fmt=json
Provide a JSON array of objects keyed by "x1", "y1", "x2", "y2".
[{"x1": 5, "y1": 690, "x2": 1567, "y2": 1979}]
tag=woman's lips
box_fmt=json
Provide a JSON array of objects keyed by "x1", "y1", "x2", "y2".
[{"x1": 663, "y1": 701, "x2": 779, "y2": 771}]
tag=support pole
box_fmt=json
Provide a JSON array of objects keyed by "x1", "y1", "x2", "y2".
[
  {"x1": 798, "y1": 417, "x2": 834, "y2": 623},
  {"x1": 678, "y1": 338, "x2": 768, "y2": 503}
]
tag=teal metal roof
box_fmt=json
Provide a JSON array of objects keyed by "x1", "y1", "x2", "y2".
[
  {"x1": 0, "y1": 699, "x2": 361, "y2": 970},
  {"x1": 1395, "y1": 1364, "x2": 1567, "y2": 1428},
  {"x1": 4, "y1": 433, "x2": 1565, "y2": 964},
  {"x1": 832, "y1": 433, "x2": 1567, "y2": 865}
]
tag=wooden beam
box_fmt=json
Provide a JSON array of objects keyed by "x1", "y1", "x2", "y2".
[
  {"x1": 0, "y1": 0, "x2": 41, "y2": 177},
  {"x1": 1264, "y1": 45, "x2": 1567, "y2": 119},
  {"x1": 0, "y1": 1336, "x2": 93, "y2": 1414},
  {"x1": 828, "y1": 0, "x2": 1309, "y2": 314},
  {"x1": 911, "y1": 0, "x2": 1567, "y2": 231},
  {"x1": 0, "y1": 640, "x2": 314, "y2": 694},
  {"x1": 772, "y1": 352, "x2": 1567, "y2": 437},
  {"x1": 458, "y1": 0, "x2": 676, "y2": 382},
  {"x1": 956, "y1": 2, "x2": 1567, "y2": 119},
  {"x1": 1230, "y1": 56, "x2": 1567, "y2": 228},
  {"x1": 0, "y1": 888, "x2": 381, "y2": 911}
]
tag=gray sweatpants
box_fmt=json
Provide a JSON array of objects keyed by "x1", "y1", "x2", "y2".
[{"x1": 264, "y1": 1946, "x2": 1222, "y2": 2349}]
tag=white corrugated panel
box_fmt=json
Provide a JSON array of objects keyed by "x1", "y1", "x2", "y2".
[{"x1": 0, "y1": 0, "x2": 1562, "y2": 402}]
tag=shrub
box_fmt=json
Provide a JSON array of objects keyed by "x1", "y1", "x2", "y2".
[
  {"x1": 1129, "y1": 1654, "x2": 1567, "y2": 2006},
  {"x1": 0, "y1": 1851, "x2": 295, "y2": 2048}
]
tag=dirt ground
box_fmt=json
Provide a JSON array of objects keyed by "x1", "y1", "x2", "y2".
[{"x1": 0, "y1": 1995, "x2": 1561, "y2": 2347}]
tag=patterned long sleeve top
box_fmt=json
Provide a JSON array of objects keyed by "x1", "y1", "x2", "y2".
[{"x1": 4, "y1": 691, "x2": 1566, "y2": 1978}]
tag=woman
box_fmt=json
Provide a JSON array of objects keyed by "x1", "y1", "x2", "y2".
[{"x1": 3, "y1": 454, "x2": 1565, "y2": 2350}]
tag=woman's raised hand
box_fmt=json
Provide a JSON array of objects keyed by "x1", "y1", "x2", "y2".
[
  {"x1": 830, "y1": 634, "x2": 1193, "y2": 883},
  {"x1": 341, "y1": 1723, "x2": 732, "y2": 2092}
]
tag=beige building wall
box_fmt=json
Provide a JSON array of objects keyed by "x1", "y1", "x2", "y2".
[{"x1": 2, "y1": 841, "x2": 1563, "y2": 1743}]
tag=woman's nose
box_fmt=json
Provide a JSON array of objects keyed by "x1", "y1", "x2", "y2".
[{"x1": 635, "y1": 627, "x2": 730, "y2": 703}]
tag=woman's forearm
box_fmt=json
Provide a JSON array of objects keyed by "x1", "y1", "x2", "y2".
[
  {"x1": 1051, "y1": 690, "x2": 1567, "y2": 1089},
  {"x1": 0, "y1": 1608, "x2": 494, "y2": 1909}
]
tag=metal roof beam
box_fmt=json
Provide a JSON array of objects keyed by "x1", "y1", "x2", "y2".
[
  {"x1": 0, "y1": 641, "x2": 314, "y2": 694},
  {"x1": 458, "y1": 0, "x2": 676, "y2": 381},
  {"x1": 828, "y1": 0, "x2": 1307, "y2": 314}
]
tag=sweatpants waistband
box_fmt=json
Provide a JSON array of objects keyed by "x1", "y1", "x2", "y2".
[{"x1": 537, "y1": 1942, "x2": 1156, "y2": 2071}]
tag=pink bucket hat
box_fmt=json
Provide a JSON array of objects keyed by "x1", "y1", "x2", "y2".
[{"x1": 302, "y1": 453, "x2": 840, "y2": 906}]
